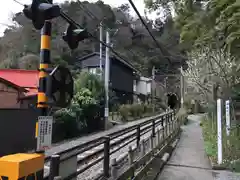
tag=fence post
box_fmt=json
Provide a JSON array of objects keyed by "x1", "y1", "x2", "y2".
[
  {"x1": 161, "y1": 116, "x2": 164, "y2": 127},
  {"x1": 165, "y1": 114, "x2": 168, "y2": 137},
  {"x1": 157, "y1": 128, "x2": 160, "y2": 146},
  {"x1": 170, "y1": 113, "x2": 173, "y2": 134},
  {"x1": 141, "y1": 140, "x2": 146, "y2": 166},
  {"x1": 150, "y1": 133, "x2": 154, "y2": 150},
  {"x1": 162, "y1": 117, "x2": 165, "y2": 142},
  {"x1": 128, "y1": 146, "x2": 134, "y2": 178},
  {"x1": 152, "y1": 119, "x2": 156, "y2": 137},
  {"x1": 136, "y1": 125, "x2": 141, "y2": 147},
  {"x1": 53, "y1": 176, "x2": 62, "y2": 180},
  {"x1": 171, "y1": 112, "x2": 174, "y2": 132},
  {"x1": 104, "y1": 136, "x2": 110, "y2": 178},
  {"x1": 49, "y1": 155, "x2": 60, "y2": 180},
  {"x1": 168, "y1": 113, "x2": 171, "y2": 134},
  {"x1": 111, "y1": 158, "x2": 118, "y2": 179}
]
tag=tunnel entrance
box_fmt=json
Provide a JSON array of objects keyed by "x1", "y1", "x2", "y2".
[{"x1": 167, "y1": 93, "x2": 178, "y2": 109}]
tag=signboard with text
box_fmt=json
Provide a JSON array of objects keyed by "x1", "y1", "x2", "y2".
[{"x1": 37, "y1": 116, "x2": 53, "y2": 151}]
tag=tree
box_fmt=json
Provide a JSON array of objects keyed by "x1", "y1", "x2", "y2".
[
  {"x1": 182, "y1": 45, "x2": 239, "y2": 104},
  {"x1": 0, "y1": 1, "x2": 185, "y2": 77},
  {"x1": 18, "y1": 54, "x2": 39, "y2": 70}
]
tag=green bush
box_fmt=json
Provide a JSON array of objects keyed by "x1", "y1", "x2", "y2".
[
  {"x1": 176, "y1": 107, "x2": 188, "y2": 125},
  {"x1": 119, "y1": 103, "x2": 156, "y2": 121},
  {"x1": 53, "y1": 104, "x2": 84, "y2": 142},
  {"x1": 129, "y1": 104, "x2": 144, "y2": 118},
  {"x1": 119, "y1": 104, "x2": 131, "y2": 121}
]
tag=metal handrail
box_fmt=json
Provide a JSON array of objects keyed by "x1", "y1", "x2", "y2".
[
  {"x1": 45, "y1": 112, "x2": 167, "y2": 161},
  {"x1": 45, "y1": 110, "x2": 175, "y2": 180}
]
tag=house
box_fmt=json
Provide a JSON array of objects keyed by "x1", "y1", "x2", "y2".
[
  {"x1": 133, "y1": 76, "x2": 152, "y2": 103},
  {"x1": 0, "y1": 69, "x2": 38, "y2": 108},
  {"x1": 75, "y1": 52, "x2": 139, "y2": 104}
]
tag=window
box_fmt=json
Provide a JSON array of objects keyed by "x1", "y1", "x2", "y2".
[
  {"x1": 89, "y1": 67, "x2": 101, "y2": 76},
  {"x1": 89, "y1": 68, "x2": 97, "y2": 74}
]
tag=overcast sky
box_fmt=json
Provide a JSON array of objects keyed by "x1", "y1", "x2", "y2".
[{"x1": 0, "y1": 0, "x2": 157, "y2": 36}]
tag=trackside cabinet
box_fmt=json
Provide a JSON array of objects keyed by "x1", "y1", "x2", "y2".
[{"x1": 0, "y1": 153, "x2": 44, "y2": 180}]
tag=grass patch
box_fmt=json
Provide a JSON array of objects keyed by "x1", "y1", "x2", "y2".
[{"x1": 201, "y1": 114, "x2": 240, "y2": 171}]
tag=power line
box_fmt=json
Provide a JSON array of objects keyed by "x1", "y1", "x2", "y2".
[
  {"x1": 75, "y1": 1, "x2": 144, "y2": 68},
  {"x1": 128, "y1": 0, "x2": 172, "y2": 65},
  {"x1": 0, "y1": 22, "x2": 15, "y2": 28},
  {"x1": 12, "y1": 0, "x2": 24, "y2": 6},
  {"x1": 80, "y1": 0, "x2": 181, "y2": 64},
  {"x1": 12, "y1": 0, "x2": 137, "y2": 72},
  {"x1": 60, "y1": 11, "x2": 138, "y2": 70},
  {"x1": 50, "y1": 0, "x2": 139, "y2": 72}
]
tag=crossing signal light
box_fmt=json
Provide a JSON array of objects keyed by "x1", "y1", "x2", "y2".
[
  {"x1": 46, "y1": 66, "x2": 74, "y2": 108},
  {"x1": 23, "y1": 0, "x2": 61, "y2": 30},
  {"x1": 62, "y1": 24, "x2": 89, "y2": 50}
]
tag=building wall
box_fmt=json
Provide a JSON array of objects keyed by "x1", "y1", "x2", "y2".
[
  {"x1": 110, "y1": 58, "x2": 134, "y2": 94},
  {"x1": 0, "y1": 82, "x2": 21, "y2": 108},
  {"x1": 77, "y1": 55, "x2": 105, "y2": 68},
  {"x1": 20, "y1": 96, "x2": 37, "y2": 109},
  {"x1": 0, "y1": 108, "x2": 38, "y2": 156},
  {"x1": 76, "y1": 54, "x2": 134, "y2": 104}
]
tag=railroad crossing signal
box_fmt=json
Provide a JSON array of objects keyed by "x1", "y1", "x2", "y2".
[
  {"x1": 23, "y1": 0, "x2": 61, "y2": 30},
  {"x1": 46, "y1": 65, "x2": 74, "y2": 108},
  {"x1": 62, "y1": 24, "x2": 89, "y2": 50}
]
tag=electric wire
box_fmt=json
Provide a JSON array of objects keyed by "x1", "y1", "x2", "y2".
[
  {"x1": 12, "y1": 0, "x2": 185, "y2": 72},
  {"x1": 12, "y1": 0, "x2": 136, "y2": 72},
  {"x1": 128, "y1": 0, "x2": 172, "y2": 65},
  {"x1": 12, "y1": 0, "x2": 24, "y2": 6},
  {"x1": 79, "y1": 0, "x2": 185, "y2": 65}
]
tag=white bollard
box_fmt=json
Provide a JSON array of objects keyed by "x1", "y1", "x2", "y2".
[{"x1": 217, "y1": 99, "x2": 222, "y2": 165}]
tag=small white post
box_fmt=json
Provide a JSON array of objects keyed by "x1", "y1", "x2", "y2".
[
  {"x1": 217, "y1": 99, "x2": 222, "y2": 164},
  {"x1": 225, "y1": 100, "x2": 230, "y2": 136},
  {"x1": 99, "y1": 22, "x2": 103, "y2": 78}
]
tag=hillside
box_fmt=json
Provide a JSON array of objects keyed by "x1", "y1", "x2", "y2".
[{"x1": 0, "y1": 1, "x2": 186, "y2": 76}]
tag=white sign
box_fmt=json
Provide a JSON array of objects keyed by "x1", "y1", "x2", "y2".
[
  {"x1": 104, "y1": 108, "x2": 109, "y2": 117},
  {"x1": 217, "y1": 99, "x2": 222, "y2": 164},
  {"x1": 225, "y1": 100, "x2": 230, "y2": 136},
  {"x1": 37, "y1": 116, "x2": 53, "y2": 151}
]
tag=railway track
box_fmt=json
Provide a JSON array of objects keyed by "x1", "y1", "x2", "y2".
[{"x1": 43, "y1": 112, "x2": 173, "y2": 179}]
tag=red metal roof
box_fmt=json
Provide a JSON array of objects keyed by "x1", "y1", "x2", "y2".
[
  {"x1": 0, "y1": 69, "x2": 38, "y2": 88},
  {"x1": 0, "y1": 69, "x2": 39, "y2": 96}
]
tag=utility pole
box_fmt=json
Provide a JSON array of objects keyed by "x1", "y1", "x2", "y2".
[
  {"x1": 151, "y1": 66, "x2": 155, "y2": 110},
  {"x1": 180, "y1": 66, "x2": 184, "y2": 108},
  {"x1": 99, "y1": 22, "x2": 103, "y2": 77},
  {"x1": 104, "y1": 30, "x2": 110, "y2": 129},
  {"x1": 36, "y1": 1, "x2": 53, "y2": 152}
]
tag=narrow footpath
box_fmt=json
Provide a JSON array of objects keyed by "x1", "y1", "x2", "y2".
[{"x1": 157, "y1": 114, "x2": 240, "y2": 180}]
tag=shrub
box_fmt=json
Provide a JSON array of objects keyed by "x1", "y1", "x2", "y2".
[
  {"x1": 129, "y1": 104, "x2": 143, "y2": 118},
  {"x1": 119, "y1": 104, "x2": 131, "y2": 121},
  {"x1": 53, "y1": 106, "x2": 83, "y2": 142},
  {"x1": 119, "y1": 103, "x2": 156, "y2": 121},
  {"x1": 176, "y1": 107, "x2": 188, "y2": 125}
]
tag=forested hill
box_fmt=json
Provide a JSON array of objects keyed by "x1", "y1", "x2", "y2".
[{"x1": 0, "y1": 1, "x2": 186, "y2": 77}]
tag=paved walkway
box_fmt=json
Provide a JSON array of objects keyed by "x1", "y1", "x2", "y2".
[{"x1": 157, "y1": 114, "x2": 240, "y2": 180}]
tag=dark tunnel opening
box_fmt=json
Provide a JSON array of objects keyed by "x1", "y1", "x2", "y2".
[{"x1": 167, "y1": 93, "x2": 178, "y2": 109}]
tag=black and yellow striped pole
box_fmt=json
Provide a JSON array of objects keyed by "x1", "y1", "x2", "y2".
[{"x1": 36, "y1": 1, "x2": 52, "y2": 151}]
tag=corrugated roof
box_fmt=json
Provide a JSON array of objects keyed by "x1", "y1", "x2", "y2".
[
  {"x1": 0, "y1": 69, "x2": 38, "y2": 88},
  {"x1": 0, "y1": 69, "x2": 39, "y2": 97}
]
